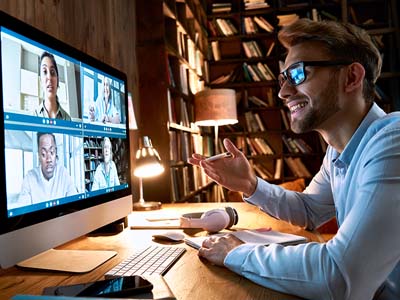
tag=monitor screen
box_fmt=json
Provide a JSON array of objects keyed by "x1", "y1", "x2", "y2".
[{"x1": 0, "y1": 11, "x2": 132, "y2": 269}]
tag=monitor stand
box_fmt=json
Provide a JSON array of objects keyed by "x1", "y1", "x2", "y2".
[{"x1": 17, "y1": 248, "x2": 117, "y2": 273}]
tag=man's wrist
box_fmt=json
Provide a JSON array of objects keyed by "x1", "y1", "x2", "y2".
[{"x1": 243, "y1": 176, "x2": 258, "y2": 198}]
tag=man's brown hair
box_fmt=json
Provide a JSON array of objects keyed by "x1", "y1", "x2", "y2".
[{"x1": 278, "y1": 18, "x2": 382, "y2": 103}]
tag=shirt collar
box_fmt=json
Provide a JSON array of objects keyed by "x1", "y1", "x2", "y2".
[
  {"x1": 334, "y1": 103, "x2": 386, "y2": 167},
  {"x1": 38, "y1": 98, "x2": 65, "y2": 119}
]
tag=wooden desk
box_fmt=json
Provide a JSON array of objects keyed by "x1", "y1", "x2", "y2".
[{"x1": 0, "y1": 202, "x2": 323, "y2": 299}]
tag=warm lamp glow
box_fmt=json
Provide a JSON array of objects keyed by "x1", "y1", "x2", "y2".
[
  {"x1": 132, "y1": 136, "x2": 164, "y2": 210},
  {"x1": 134, "y1": 163, "x2": 164, "y2": 178}
]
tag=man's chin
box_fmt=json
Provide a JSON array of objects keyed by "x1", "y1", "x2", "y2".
[{"x1": 44, "y1": 170, "x2": 55, "y2": 180}]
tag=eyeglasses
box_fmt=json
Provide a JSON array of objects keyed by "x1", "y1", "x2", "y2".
[{"x1": 278, "y1": 60, "x2": 353, "y2": 87}]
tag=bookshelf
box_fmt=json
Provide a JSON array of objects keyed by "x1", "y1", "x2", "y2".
[
  {"x1": 84, "y1": 137, "x2": 103, "y2": 191},
  {"x1": 135, "y1": 0, "x2": 399, "y2": 202},
  {"x1": 205, "y1": 0, "x2": 399, "y2": 183},
  {"x1": 135, "y1": 0, "x2": 218, "y2": 203}
]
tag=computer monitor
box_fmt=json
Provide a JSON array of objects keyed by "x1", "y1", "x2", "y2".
[{"x1": 0, "y1": 11, "x2": 132, "y2": 270}]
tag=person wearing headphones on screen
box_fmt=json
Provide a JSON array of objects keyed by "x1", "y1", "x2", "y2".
[
  {"x1": 18, "y1": 132, "x2": 77, "y2": 205},
  {"x1": 189, "y1": 19, "x2": 400, "y2": 300},
  {"x1": 91, "y1": 137, "x2": 120, "y2": 191},
  {"x1": 88, "y1": 77, "x2": 120, "y2": 124},
  {"x1": 35, "y1": 51, "x2": 71, "y2": 120}
]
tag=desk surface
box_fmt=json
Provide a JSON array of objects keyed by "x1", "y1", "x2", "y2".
[{"x1": 0, "y1": 202, "x2": 324, "y2": 300}]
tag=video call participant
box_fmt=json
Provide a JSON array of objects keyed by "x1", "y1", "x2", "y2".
[
  {"x1": 35, "y1": 51, "x2": 71, "y2": 120},
  {"x1": 189, "y1": 19, "x2": 400, "y2": 300},
  {"x1": 18, "y1": 132, "x2": 77, "y2": 205},
  {"x1": 91, "y1": 137, "x2": 120, "y2": 191},
  {"x1": 89, "y1": 77, "x2": 120, "y2": 124}
]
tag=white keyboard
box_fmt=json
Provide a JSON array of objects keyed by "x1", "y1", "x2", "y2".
[{"x1": 104, "y1": 245, "x2": 186, "y2": 278}]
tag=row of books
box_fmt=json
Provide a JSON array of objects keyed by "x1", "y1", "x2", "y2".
[
  {"x1": 251, "y1": 156, "x2": 312, "y2": 180},
  {"x1": 211, "y1": 0, "x2": 270, "y2": 13},
  {"x1": 243, "y1": 16, "x2": 274, "y2": 34},
  {"x1": 243, "y1": 40, "x2": 263, "y2": 58},
  {"x1": 210, "y1": 66, "x2": 241, "y2": 84},
  {"x1": 244, "y1": 111, "x2": 267, "y2": 132},
  {"x1": 169, "y1": 131, "x2": 191, "y2": 163},
  {"x1": 170, "y1": 165, "x2": 213, "y2": 202},
  {"x1": 167, "y1": 90, "x2": 192, "y2": 126},
  {"x1": 166, "y1": 56, "x2": 205, "y2": 96},
  {"x1": 209, "y1": 16, "x2": 275, "y2": 37},
  {"x1": 244, "y1": 0, "x2": 270, "y2": 10},
  {"x1": 243, "y1": 40, "x2": 275, "y2": 58},
  {"x1": 277, "y1": 13, "x2": 299, "y2": 26},
  {"x1": 242, "y1": 113, "x2": 314, "y2": 153},
  {"x1": 209, "y1": 14, "x2": 300, "y2": 37},
  {"x1": 284, "y1": 157, "x2": 312, "y2": 178},
  {"x1": 228, "y1": 135, "x2": 274, "y2": 156},
  {"x1": 211, "y1": 2, "x2": 232, "y2": 13},
  {"x1": 209, "y1": 18, "x2": 239, "y2": 37},
  {"x1": 282, "y1": 135, "x2": 313, "y2": 154},
  {"x1": 210, "y1": 39, "x2": 275, "y2": 62},
  {"x1": 248, "y1": 90, "x2": 275, "y2": 107},
  {"x1": 243, "y1": 62, "x2": 276, "y2": 82}
]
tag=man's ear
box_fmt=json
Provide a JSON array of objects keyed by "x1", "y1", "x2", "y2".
[{"x1": 344, "y1": 62, "x2": 365, "y2": 93}]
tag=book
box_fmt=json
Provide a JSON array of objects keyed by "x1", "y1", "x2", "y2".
[
  {"x1": 274, "y1": 158, "x2": 282, "y2": 179},
  {"x1": 248, "y1": 95, "x2": 269, "y2": 108},
  {"x1": 253, "y1": 16, "x2": 274, "y2": 33},
  {"x1": 266, "y1": 41, "x2": 275, "y2": 56},
  {"x1": 211, "y1": 41, "x2": 221, "y2": 61},
  {"x1": 184, "y1": 229, "x2": 307, "y2": 250}
]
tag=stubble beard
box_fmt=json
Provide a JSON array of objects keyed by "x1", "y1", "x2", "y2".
[{"x1": 291, "y1": 75, "x2": 340, "y2": 134}]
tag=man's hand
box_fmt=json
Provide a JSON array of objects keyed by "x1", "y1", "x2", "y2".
[
  {"x1": 198, "y1": 234, "x2": 244, "y2": 266},
  {"x1": 188, "y1": 138, "x2": 257, "y2": 197}
]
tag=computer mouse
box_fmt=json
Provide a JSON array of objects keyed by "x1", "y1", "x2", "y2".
[{"x1": 152, "y1": 231, "x2": 185, "y2": 242}]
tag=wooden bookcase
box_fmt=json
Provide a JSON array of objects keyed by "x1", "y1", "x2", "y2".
[
  {"x1": 135, "y1": 0, "x2": 218, "y2": 203},
  {"x1": 205, "y1": 0, "x2": 399, "y2": 183}
]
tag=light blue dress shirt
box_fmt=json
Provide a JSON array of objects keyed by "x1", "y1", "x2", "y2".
[{"x1": 225, "y1": 103, "x2": 400, "y2": 300}]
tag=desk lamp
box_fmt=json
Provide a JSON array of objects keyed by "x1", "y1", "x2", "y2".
[
  {"x1": 194, "y1": 89, "x2": 238, "y2": 153},
  {"x1": 132, "y1": 136, "x2": 164, "y2": 211}
]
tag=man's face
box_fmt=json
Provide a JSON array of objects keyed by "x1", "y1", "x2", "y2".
[
  {"x1": 104, "y1": 80, "x2": 110, "y2": 101},
  {"x1": 278, "y1": 42, "x2": 341, "y2": 134},
  {"x1": 39, "y1": 134, "x2": 57, "y2": 180},
  {"x1": 103, "y1": 139, "x2": 112, "y2": 163}
]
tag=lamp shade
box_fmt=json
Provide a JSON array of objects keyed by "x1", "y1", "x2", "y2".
[
  {"x1": 194, "y1": 89, "x2": 238, "y2": 126},
  {"x1": 134, "y1": 136, "x2": 164, "y2": 178}
]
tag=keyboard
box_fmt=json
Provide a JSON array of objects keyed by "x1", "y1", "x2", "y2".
[{"x1": 105, "y1": 245, "x2": 186, "y2": 278}]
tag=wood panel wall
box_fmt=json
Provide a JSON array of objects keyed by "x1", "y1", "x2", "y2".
[{"x1": 0, "y1": 0, "x2": 140, "y2": 196}]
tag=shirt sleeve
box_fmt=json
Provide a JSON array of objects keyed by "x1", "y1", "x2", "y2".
[
  {"x1": 226, "y1": 124, "x2": 400, "y2": 300},
  {"x1": 244, "y1": 150, "x2": 336, "y2": 230},
  {"x1": 18, "y1": 173, "x2": 34, "y2": 206},
  {"x1": 111, "y1": 162, "x2": 120, "y2": 186}
]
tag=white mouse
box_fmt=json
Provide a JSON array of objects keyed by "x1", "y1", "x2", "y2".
[{"x1": 152, "y1": 231, "x2": 185, "y2": 242}]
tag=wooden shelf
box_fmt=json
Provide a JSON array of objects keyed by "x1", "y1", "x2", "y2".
[{"x1": 136, "y1": 0, "x2": 218, "y2": 203}]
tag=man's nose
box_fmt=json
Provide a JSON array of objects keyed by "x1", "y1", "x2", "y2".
[{"x1": 278, "y1": 80, "x2": 296, "y2": 102}]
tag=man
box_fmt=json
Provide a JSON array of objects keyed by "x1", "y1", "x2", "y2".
[
  {"x1": 18, "y1": 132, "x2": 77, "y2": 205},
  {"x1": 189, "y1": 19, "x2": 400, "y2": 300},
  {"x1": 91, "y1": 137, "x2": 120, "y2": 191}
]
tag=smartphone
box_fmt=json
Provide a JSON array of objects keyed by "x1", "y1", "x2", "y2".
[{"x1": 43, "y1": 275, "x2": 153, "y2": 298}]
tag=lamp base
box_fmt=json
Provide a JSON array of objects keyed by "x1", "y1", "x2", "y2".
[{"x1": 132, "y1": 201, "x2": 162, "y2": 211}]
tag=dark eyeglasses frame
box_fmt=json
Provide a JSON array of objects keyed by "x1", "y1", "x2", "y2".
[{"x1": 279, "y1": 60, "x2": 353, "y2": 87}]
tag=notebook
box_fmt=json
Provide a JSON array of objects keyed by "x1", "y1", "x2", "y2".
[{"x1": 184, "y1": 229, "x2": 307, "y2": 250}]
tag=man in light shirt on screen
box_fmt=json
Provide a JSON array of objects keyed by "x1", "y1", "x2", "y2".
[{"x1": 18, "y1": 132, "x2": 77, "y2": 205}]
